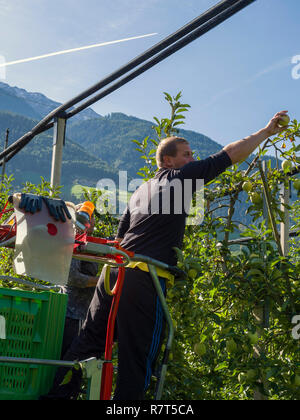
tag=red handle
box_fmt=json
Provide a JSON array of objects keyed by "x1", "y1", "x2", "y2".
[{"x1": 100, "y1": 262, "x2": 125, "y2": 400}]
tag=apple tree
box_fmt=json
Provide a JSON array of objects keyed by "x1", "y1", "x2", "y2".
[{"x1": 135, "y1": 92, "x2": 300, "y2": 400}]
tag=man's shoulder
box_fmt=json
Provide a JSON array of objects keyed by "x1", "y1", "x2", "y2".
[{"x1": 154, "y1": 167, "x2": 181, "y2": 180}]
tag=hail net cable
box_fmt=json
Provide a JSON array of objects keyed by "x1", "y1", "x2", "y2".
[
  {"x1": 2, "y1": 122, "x2": 55, "y2": 165},
  {"x1": 0, "y1": 0, "x2": 244, "y2": 163},
  {"x1": 0, "y1": 0, "x2": 241, "y2": 164},
  {"x1": 67, "y1": 0, "x2": 257, "y2": 119},
  {"x1": 0, "y1": 0, "x2": 251, "y2": 164},
  {"x1": 0, "y1": 0, "x2": 255, "y2": 164}
]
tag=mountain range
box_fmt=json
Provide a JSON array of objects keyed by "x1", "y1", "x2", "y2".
[{"x1": 0, "y1": 82, "x2": 99, "y2": 121}]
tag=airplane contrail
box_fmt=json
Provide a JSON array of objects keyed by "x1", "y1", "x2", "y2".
[{"x1": 0, "y1": 33, "x2": 158, "y2": 68}]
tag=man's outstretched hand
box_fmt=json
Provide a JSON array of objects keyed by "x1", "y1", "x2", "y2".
[{"x1": 264, "y1": 110, "x2": 289, "y2": 137}]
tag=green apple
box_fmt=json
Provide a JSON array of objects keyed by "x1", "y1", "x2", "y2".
[
  {"x1": 167, "y1": 290, "x2": 174, "y2": 299},
  {"x1": 293, "y1": 179, "x2": 300, "y2": 191},
  {"x1": 194, "y1": 342, "x2": 207, "y2": 356},
  {"x1": 281, "y1": 160, "x2": 293, "y2": 173},
  {"x1": 250, "y1": 192, "x2": 263, "y2": 205},
  {"x1": 188, "y1": 269, "x2": 198, "y2": 280},
  {"x1": 246, "y1": 369, "x2": 257, "y2": 381},
  {"x1": 294, "y1": 374, "x2": 300, "y2": 386},
  {"x1": 226, "y1": 338, "x2": 237, "y2": 354},
  {"x1": 242, "y1": 343, "x2": 251, "y2": 353},
  {"x1": 238, "y1": 372, "x2": 247, "y2": 383},
  {"x1": 278, "y1": 114, "x2": 290, "y2": 127},
  {"x1": 242, "y1": 181, "x2": 253, "y2": 193},
  {"x1": 248, "y1": 332, "x2": 259, "y2": 345}
]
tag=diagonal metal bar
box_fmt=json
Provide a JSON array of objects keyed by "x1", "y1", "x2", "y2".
[
  {"x1": 67, "y1": 0, "x2": 257, "y2": 119},
  {"x1": 0, "y1": 0, "x2": 256, "y2": 165}
]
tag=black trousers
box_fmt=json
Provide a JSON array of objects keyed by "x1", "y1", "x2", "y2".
[
  {"x1": 60, "y1": 317, "x2": 82, "y2": 359},
  {"x1": 44, "y1": 267, "x2": 166, "y2": 400}
]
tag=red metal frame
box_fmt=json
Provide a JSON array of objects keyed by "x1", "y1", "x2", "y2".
[
  {"x1": 100, "y1": 261, "x2": 125, "y2": 400},
  {"x1": 74, "y1": 234, "x2": 130, "y2": 399}
]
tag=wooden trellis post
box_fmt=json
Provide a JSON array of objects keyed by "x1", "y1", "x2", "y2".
[
  {"x1": 50, "y1": 114, "x2": 66, "y2": 193},
  {"x1": 1, "y1": 129, "x2": 9, "y2": 183},
  {"x1": 253, "y1": 160, "x2": 270, "y2": 400}
]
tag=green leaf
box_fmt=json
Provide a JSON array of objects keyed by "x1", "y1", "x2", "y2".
[
  {"x1": 246, "y1": 268, "x2": 264, "y2": 277},
  {"x1": 163, "y1": 92, "x2": 173, "y2": 102},
  {"x1": 150, "y1": 139, "x2": 159, "y2": 146},
  {"x1": 172, "y1": 247, "x2": 184, "y2": 263},
  {"x1": 215, "y1": 361, "x2": 229, "y2": 371},
  {"x1": 175, "y1": 92, "x2": 182, "y2": 101},
  {"x1": 60, "y1": 369, "x2": 73, "y2": 386},
  {"x1": 131, "y1": 139, "x2": 141, "y2": 146}
]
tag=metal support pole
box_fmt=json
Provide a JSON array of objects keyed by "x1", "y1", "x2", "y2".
[
  {"x1": 280, "y1": 178, "x2": 290, "y2": 257},
  {"x1": 1, "y1": 129, "x2": 9, "y2": 182},
  {"x1": 50, "y1": 114, "x2": 66, "y2": 191},
  {"x1": 82, "y1": 358, "x2": 104, "y2": 401}
]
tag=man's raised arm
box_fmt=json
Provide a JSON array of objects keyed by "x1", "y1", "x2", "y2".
[{"x1": 223, "y1": 111, "x2": 289, "y2": 165}]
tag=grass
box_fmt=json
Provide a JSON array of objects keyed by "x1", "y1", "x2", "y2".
[{"x1": 71, "y1": 184, "x2": 131, "y2": 204}]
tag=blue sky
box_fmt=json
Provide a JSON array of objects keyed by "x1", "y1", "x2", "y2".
[{"x1": 0, "y1": 0, "x2": 299, "y2": 152}]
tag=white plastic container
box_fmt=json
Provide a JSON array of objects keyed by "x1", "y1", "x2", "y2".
[{"x1": 13, "y1": 194, "x2": 76, "y2": 286}]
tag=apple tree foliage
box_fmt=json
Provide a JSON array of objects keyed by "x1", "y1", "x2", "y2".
[{"x1": 133, "y1": 92, "x2": 300, "y2": 400}]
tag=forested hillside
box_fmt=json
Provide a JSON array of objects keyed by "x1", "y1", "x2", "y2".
[
  {"x1": 0, "y1": 112, "x2": 116, "y2": 199},
  {"x1": 67, "y1": 112, "x2": 240, "y2": 179}
]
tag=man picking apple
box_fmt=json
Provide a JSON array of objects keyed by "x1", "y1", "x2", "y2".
[{"x1": 42, "y1": 110, "x2": 289, "y2": 400}]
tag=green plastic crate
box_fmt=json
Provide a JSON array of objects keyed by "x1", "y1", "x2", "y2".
[{"x1": 0, "y1": 287, "x2": 67, "y2": 400}]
